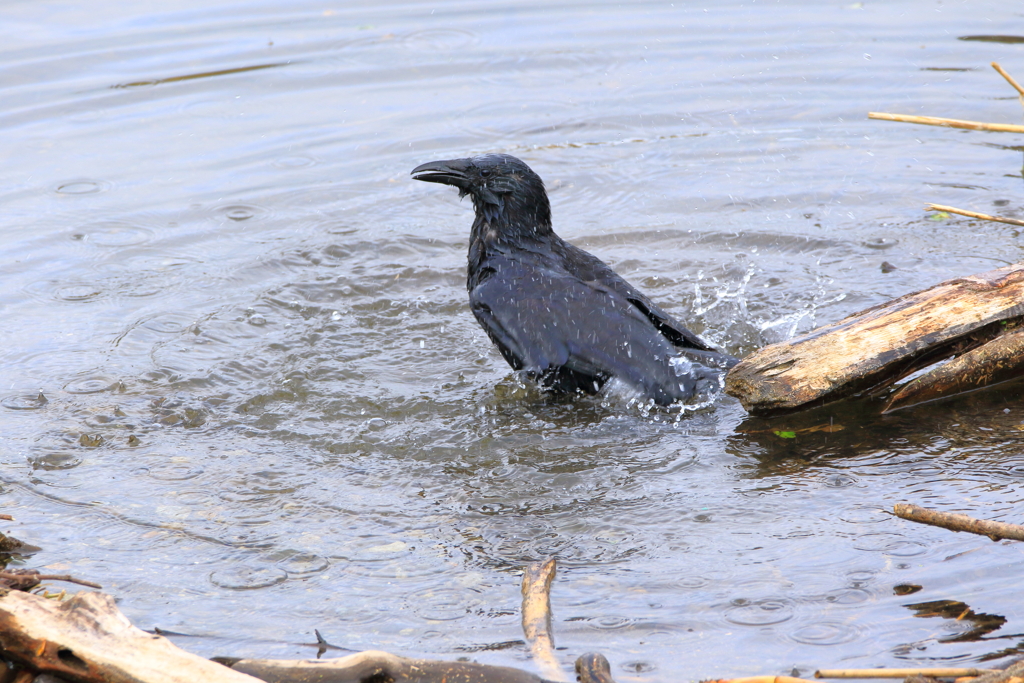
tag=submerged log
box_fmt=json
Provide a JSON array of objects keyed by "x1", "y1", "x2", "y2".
[
  {"x1": 225, "y1": 652, "x2": 554, "y2": 683},
  {"x1": 0, "y1": 589, "x2": 259, "y2": 683},
  {"x1": 725, "y1": 263, "x2": 1024, "y2": 413}
]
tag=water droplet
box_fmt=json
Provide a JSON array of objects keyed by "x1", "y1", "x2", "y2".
[{"x1": 1, "y1": 393, "x2": 47, "y2": 410}]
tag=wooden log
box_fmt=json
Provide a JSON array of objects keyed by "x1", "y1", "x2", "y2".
[
  {"x1": 724, "y1": 263, "x2": 1024, "y2": 413},
  {"x1": 893, "y1": 504, "x2": 1024, "y2": 542},
  {"x1": 521, "y1": 559, "x2": 565, "y2": 682},
  {"x1": 226, "y1": 652, "x2": 554, "y2": 683},
  {"x1": 0, "y1": 589, "x2": 260, "y2": 683},
  {"x1": 884, "y1": 325, "x2": 1024, "y2": 412}
]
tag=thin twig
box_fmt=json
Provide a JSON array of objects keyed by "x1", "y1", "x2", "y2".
[
  {"x1": 0, "y1": 571, "x2": 102, "y2": 589},
  {"x1": 992, "y1": 62, "x2": 1024, "y2": 97},
  {"x1": 521, "y1": 558, "x2": 565, "y2": 682},
  {"x1": 893, "y1": 504, "x2": 1024, "y2": 542},
  {"x1": 868, "y1": 112, "x2": 1024, "y2": 133},
  {"x1": 816, "y1": 669, "x2": 999, "y2": 679},
  {"x1": 925, "y1": 204, "x2": 1024, "y2": 228}
]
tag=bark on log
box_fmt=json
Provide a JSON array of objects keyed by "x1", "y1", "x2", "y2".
[
  {"x1": 226, "y1": 652, "x2": 554, "y2": 683},
  {"x1": 725, "y1": 263, "x2": 1024, "y2": 413},
  {"x1": 893, "y1": 504, "x2": 1024, "y2": 541},
  {"x1": 0, "y1": 589, "x2": 259, "y2": 683},
  {"x1": 883, "y1": 325, "x2": 1024, "y2": 412}
]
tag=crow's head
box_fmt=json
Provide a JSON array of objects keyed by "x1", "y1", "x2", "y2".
[{"x1": 412, "y1": 154, "x2": 550, "y2": 228}]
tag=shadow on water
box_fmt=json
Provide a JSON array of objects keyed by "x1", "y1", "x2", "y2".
[{"x1": 728, "y1": 377, "x2": 1024, "y2": 479}]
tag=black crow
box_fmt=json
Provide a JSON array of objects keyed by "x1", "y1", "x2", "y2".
[{"x1": 411, "y1": 153, "x2": 737, "y2": 405}]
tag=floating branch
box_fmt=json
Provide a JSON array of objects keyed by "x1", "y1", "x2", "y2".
[
  {"x1": 926, "y1": 204, "x2": 1024, "y2": 228},
  {"x1": 868, "y1": 112, "x2": 1024, "y2": 133},
  {"x1": 710, "y1": 677, "x2": 817, "y2": 683},
  {"x1": 0, "y1": 570, "x2": 101, "y2": 590},
  {"x1": 815, "y1": 669, "x2": 999, "y2": 679},
  {"x1": 521, "y1": 558, "x2": 566, "y2": 681},
  {"x1": 991, "y1": 61, "x2": 1024, "y2": 98},
  {"x1": 893, "y1": 504, "x2": 1024, "y2": 541}
]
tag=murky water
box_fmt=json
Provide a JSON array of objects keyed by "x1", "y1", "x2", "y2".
[{"x1": 2, "y1": 0, "x2": 1023, "y2": 679}]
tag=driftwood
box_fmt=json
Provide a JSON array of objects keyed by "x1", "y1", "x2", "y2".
[
  {"x1": 520, "y1": 559, "x2": 564, "y2": 682},
  {"x1": 884, "y1": 325, "x2": 1024, "y2": 412},
  {"x1": 925, "y1": 204, "x2": 1024, "y2": 229},
  {"x1": 0, "y1": 556, "x2": 619, "y2": 683},
  {"x1": 710, "y1": 677, "x2": 816, "y2": 683},
  {"x1": 967, "y1": 661, "x2": 1024, "y2": 683},
  {"x1": 724, "y1": 263, "x2": 1024, "y2": 413},
  {"x1": 0, "y1": 570, "x2": 101, "y2": 592},
  {"x1": 991, "y1": 61, "x2": 1024, "y2": 98},
  {"x1": 867, "y1": 112, "x2": 1024, "y2": 134},
  {"x1": 892, "y1": 64, "x2": 1024, "y2": 231},
  {"x1": 815, "y1": 669, "x2": 999, "y2": 679},
  {"x1": 0, "y1": 532, "x2": 27, "y2": 554},
  {"x1": 0, "y1": 589, "x2": 259, "y2": 683},
  {"x1": 893, "y1": 504, "x2": 1024, "y2": 542},
  {"x1": 222, "y1": 652, "x2": 554, "y2": 683}
]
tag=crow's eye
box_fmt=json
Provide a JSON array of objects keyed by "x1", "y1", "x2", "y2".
[{"x1": 479, "y1": 169, "x2": 491, "y2": 178}]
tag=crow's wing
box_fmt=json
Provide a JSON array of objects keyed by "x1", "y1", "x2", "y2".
[
  {"x1": 468, "y1": 257, "x2": 695, "y2": 402},
  {"x1": 555, "y1": 240, "x2": 723, "y2": 354}
]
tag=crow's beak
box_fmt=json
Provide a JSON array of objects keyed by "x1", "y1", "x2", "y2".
[{"x1": 411, "y1": 158, "x2": 472, "y2": 189}]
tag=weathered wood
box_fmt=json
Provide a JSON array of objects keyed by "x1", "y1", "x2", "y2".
[
  {"x1": 521, "y1": 559, "x2": 564, "y2": 682},
  {"x1": 893, "y1": 504, "x2": 1024, "y2": 541},
  {"x1": 884, "y1": 325, "x2": 1024, "y2": 412},
  {"x1": 725, "y1": 263, "x2": 1024, "y2": 413},
  {"x1": 227, "y1": 652, "x2": 553, "y2": 683},
  {"x1": 0, "y1": 589, "x2": 259, "y2": 683}
]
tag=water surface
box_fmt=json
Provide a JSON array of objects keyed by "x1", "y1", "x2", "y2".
[{"x1": 2, "y1": 1, "x2": 1023, "y2": 680}]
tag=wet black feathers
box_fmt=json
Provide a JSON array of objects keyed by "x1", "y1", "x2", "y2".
[{"x1": 412, "y1": 153, "x2": 736, "y2": 405}]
